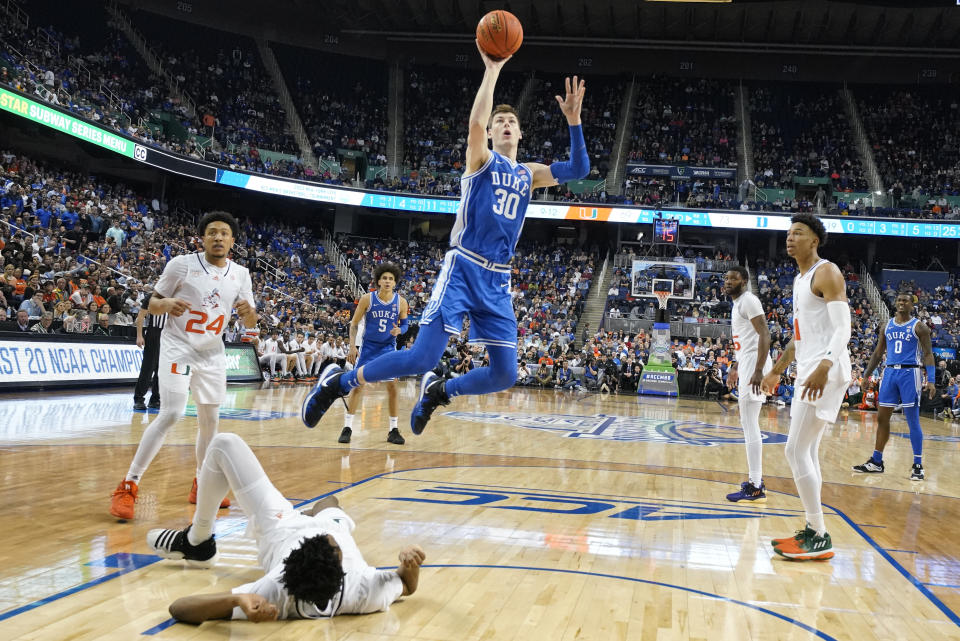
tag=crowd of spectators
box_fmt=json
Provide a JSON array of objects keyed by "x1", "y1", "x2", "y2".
[
  {"x1": 0, "y1": 149, "x2": 355, "y2": 338},
  {"x1": 627, "y1": 77, "x2": 738, "y2": 169},
  {"x1": 751, "y1": 85, "x2": 868, "y2": 193},
  {"x1": 275, "y1": 46, "x2": 389, "y2": 173},
  {"x1": 130, "y1": 12, "x2": 296, "y2": 155},
  {"x1": 856, "y1": 87, "x2": 960, "y2": 201}
]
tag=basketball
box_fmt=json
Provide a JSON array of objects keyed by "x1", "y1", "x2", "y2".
[{"x1": 476, "y1": 10, "x2": 523, "y2": 60}]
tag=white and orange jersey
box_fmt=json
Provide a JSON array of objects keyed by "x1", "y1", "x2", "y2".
[
  {"x1": 154, "y1": 253, "x2": 255, "y2": 354},
  {"x1": 731, "y1": 291, "x2": 764, "y2": 360},
  {"x1": 792, "y1": 258, "x2": 852, "y2": 379}
]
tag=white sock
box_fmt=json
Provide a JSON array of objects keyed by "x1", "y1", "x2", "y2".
[
  {"x1": 739, "y1": 397, "x2": 764, "y2": 486},
  {"x1": 389, "y1": 416, "x2": 398, "y2": 430},
  {"x1": 785, "y1": 402, "x2": 829, "y2": 537},
  {"x1": 195, "y1": 403, "x2": 220, "y2": 476},
  {"x1": 126, "y1": 391, "x2": 188, "y2": 482},
  {"x1": 344, "y1": 413, "x2": 354, "y2": 428}
]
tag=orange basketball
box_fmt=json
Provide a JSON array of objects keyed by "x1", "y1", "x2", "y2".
[{"x1": 476, "y1": 10, "x2": 523, "y2": 60}]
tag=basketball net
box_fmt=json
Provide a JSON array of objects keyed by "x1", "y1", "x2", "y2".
[{"x1": 654, "y1": 291, "x2": 671, "y2": 310}]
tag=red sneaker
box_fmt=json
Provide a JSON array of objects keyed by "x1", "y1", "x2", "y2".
[
  {"x1": 110, "y1": 479, "x2": 138, "y2": 520},
  {"x1": 188, "y1": 477, "x2": 230, "y2": 508}
]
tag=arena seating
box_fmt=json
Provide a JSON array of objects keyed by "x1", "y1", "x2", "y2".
[
  {"x1": 751, "y1": 84, "x2": 868, "y2": 192},
  {"x1": 0, "y1": 149, "x2": 353, "y2": 336},
  {"x1": 856, "y1": 86, "x2": 960, "y2": 202}
]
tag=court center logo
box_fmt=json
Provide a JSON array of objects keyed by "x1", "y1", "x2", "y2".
[{"x1": 443, "y1": 411, "x2": 788, "y2": 446}]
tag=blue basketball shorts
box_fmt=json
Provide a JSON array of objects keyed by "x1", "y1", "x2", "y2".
[
  {"x1": 420, "y1": 248, "x2": 517, "y2": 349},
  {"x1": 356, "y1": 340, "x2": 398, "y2": 369},
  {"x1": 878, "y1": 366, "x2": 921, "y2": 408}
]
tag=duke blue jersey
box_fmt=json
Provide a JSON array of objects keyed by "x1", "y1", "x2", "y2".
[
  {"x1": 450, "y1": 151, "x2": 532, "y2": 264},
  {"x1": 363, "y1": 292, "x2": 399, "y2": 346},
  {"x1": 885, "y1": 317, "x2": 921, "y2": 366}
]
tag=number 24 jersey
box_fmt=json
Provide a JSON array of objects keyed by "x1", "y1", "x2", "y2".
[{"x1": 154, "y1": 253, "x2": 255, "y2": 353}]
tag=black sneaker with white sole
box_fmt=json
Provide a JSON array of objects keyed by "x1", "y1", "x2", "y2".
[
  {"x1": 910, "y1": 463, "x2": 925, "y2": 480},
  {"x1": 410, "y1": 371, "x2": 450, "y2": 435},
  {"x1": 852, "y1": 458, "x2": 884, "y2": 473},
  {"x1": 338, "y1": 427, "x2": 352, "y2": 443},
  {"x1": 146, "y1": 525, "x2": 218, "y2": 567},
  {"x1": 301, "y1": 364, "x2": 345, "y2": 428}
]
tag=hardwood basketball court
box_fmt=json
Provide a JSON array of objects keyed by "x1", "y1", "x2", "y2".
[{"x1": 1, "y1": 382, "x2": 958, "y2": 640}]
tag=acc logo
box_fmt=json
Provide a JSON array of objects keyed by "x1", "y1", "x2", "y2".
[
  {"x1": 444, "y1": 411, "x2": 788, "y2": 446},
  {"x1": 133, "y1": 144, "x2": 148, "y2": 161}
]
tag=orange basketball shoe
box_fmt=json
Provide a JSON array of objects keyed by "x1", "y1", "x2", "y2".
[
  {"x1": 110, "y1": 479, "x2": 138, "y2": 520},
  {"x1": 774, "y1": 530, "x2": 834, "y2": 560},
  {"x1": 188, "y1": 478, "x2": 230, "y2": 508}
]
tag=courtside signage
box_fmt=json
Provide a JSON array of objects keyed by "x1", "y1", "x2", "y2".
[
  {"x1": 0, "y1": 339, "x2": 143, "y2": 384},
  {"x1": 4, "y1": 86, "x2": 959, "y2": 238},
  {"x1": 0, "y1": 339, "x2": 261, "y2": 387}
]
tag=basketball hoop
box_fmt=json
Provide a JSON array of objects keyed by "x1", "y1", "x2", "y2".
[{"x1": 654, "y1": 291, "x2": 671, "y2": 310}]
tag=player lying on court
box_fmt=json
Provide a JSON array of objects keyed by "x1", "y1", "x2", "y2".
[
  {"x1": 852, "y1": 291, "x2": 935, "y2": 480},
  {"x1": 302, "y1": 41, "x2": 590, "y2": 435},
  {"x1": 147, "y1": 432, "x2": 425, "y2": 622},
  {"x1": 338, "y1": 262, "x2": 409, "y2": 445},
  {"x1": 762, "y1": 213, "x2": 851, "y2": 561}
]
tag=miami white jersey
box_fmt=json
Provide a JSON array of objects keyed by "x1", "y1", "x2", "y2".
[
  {"x1": 731, "y1": 291, "x2": 764, "y2": 360},
  {"x1": 792, "y1": 259, "x2": 851, "y2": 379},
  {"x1": 154, "y1": 253, "x2": 255, "y2": 354}
]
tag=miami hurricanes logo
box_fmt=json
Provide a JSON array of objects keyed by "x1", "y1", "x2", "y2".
[
  {"x1": 170, "y1": 363, "x2": 191, "y2": 375},
  {"x1": 203, "y1": 289, "x2": 222, "y2": 310}
]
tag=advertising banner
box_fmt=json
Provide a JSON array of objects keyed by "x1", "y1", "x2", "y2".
[{"x1": 0, "y1": 338, "x2": 261, "y2": 388}]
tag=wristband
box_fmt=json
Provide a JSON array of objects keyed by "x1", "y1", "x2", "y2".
[{"x1": 926, "y1": 365, "x2": 935, "y2": 381}]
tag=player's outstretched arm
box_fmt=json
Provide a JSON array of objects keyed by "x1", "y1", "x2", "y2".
[
  {"x1": 528, "y1": 76, "x2": 589, "y2": 190},
  {"x1": 169, "y1": 592, "x2": 278, "y2": 624},
  {"x1": 466, "y1": 40, "x2": 510, "y2": 174}
]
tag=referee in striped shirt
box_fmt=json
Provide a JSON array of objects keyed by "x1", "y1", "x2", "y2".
[{"x1": 133, "y1": 289, "x2": 166, "y2": 411}]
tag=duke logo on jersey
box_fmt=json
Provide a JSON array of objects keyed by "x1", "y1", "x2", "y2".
[
  {"x1": 878, "y1": 317, "x2": 922, "y2": 408},
  {"x1": 451, "y1": 151, "x2": 531, "y2": 265}
]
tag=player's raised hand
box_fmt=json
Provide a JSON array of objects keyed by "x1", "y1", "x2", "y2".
[
  {"x1": 476, "y1": 39, "x2": 511, "y2": 71},
  {"x1": 555, "y1": 75, "x2": 585, "y2": 125},
  {"x1": 164, "y1": 298, "x2": 190, "y2": 317},
  {"x1": 236, "y1": 593, "x2": 278, "y2": 623}
]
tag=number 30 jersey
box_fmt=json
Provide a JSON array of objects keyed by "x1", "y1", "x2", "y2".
[
  {"x1": 153, "y1": 253, "x2": 255, "y2": 354},
  {"x1": 450, "y1": 150, "x2": 532, "y2": 265}
]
